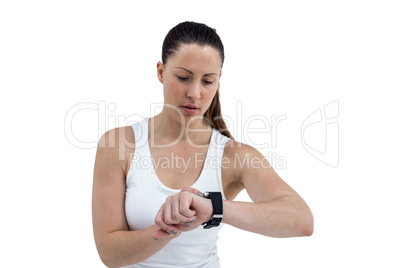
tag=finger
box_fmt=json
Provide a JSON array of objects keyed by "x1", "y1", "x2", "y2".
[
  {"x1": 178, "y1": 217, "x2": 198, "y2": 227},
  {"x1": 154, "y1": 204, "x2": 166, "y2": 228},
  {"x1": 181, "y1": 186, "x2": 203, "y2": 196},
  {"x1": 179, "y1": 192, "x2": 197, "y2": 218},
  {"x1": 171, "y1": 195, "x2": 183, "y2": 222},
  {"x1": 163, "y1": 197, "x2": 178, "y2": 225},
  {"x1": 153, "y1": 228, "x2": 170, "y2": 240},
  {"x1": 155, "y1": 204, "x2": 179, "y2": 235},
  {"x1": 153, "y1": 223, "x2": 183, "y2": 240},
  {"x1": 171, "y1": 194, "x2": 194, "y2": 223}
]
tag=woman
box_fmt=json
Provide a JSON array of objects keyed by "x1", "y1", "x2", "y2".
[{"x1": 92, "y1": 21, "x2": 314, "y2": 268}]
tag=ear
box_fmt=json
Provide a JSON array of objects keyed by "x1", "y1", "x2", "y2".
[
  {"x1": 156, "y1": 61, "x2": 164, "y2": 84},
  {"x1": 219, "y1": 70, "x2": 222, "y2": 79}
]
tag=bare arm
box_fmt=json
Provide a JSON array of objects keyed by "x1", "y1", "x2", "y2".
[
  {"x1": 221, "y1": 141, "x2": 314, "y2": 238},
  {"x1": 92, "y1": 127, "x2": 179, "y2": 267},
  {"x1": 155, "y1": 141, "x2": 313, "y2": 239}
]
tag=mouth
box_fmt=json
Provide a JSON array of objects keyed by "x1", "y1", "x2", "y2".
[
  {"x1": 183, "y1": 106, "x2": 198, "y2": 110},
  {"x1": 181, "y1": 105, "x2": 199, "y2": 114},
  {"x1": 182, "y1": 104, "x2": 199, "y2": 110}
]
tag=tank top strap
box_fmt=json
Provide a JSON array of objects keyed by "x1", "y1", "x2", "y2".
[
  {"x1": 130, "y1": 117, "x2": 149, "y2": 157},
  {"x1": 210, "y1": 128, "x2": 231, "y2": 158},
  {"x1": 192, "y1": 128, "x2": 231, "y2": 200}
]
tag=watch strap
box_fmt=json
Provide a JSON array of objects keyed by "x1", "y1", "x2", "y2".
[{"x1": 202, "y1": 192, "x2": 223, "y2": 229}]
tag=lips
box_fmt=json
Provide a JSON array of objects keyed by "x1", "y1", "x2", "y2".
[
  {"x1": 182, "y1": 104, "x2": 199, "y2": 109},
  {"x1": 181, "y1": 104, "x2": 199, "y2": 115}
]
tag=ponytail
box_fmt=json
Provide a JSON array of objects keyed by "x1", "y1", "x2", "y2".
[{"x1": 204, "y1": 84, "x2": 234, "y2": 140}]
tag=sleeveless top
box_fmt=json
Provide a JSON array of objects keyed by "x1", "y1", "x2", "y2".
[{"x1": 123, "y1": 117, "x2": 231, "y2": 268}]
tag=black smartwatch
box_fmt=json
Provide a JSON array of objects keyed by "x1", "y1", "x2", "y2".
[{"x1": 201, "y1": 192, "x2": 223, "y2": 229}]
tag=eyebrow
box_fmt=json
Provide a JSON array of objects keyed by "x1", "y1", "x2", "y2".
[{"x1": 175, "y1": 67, "x2": 218, "y2": 77}]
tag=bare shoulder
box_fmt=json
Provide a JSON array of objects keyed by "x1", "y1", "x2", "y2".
[
  {"x1": 224, "y1": 139, "x2": 297, "y2": 203},
  {"x1": 221, "y1": 139, "x2": 263, "y2": 200},
  {"x1": 222, "y1": 139, "x2": 268, "y2": 179},
  {"x1": 222, "y1": 139, "x2": 289, "y2": 201},
  {"x1": 98, "y1": 126, "x2": 136, "y2": 177},
  {"x1": 223, "y1": 139, "x2": 262, "y2": 155}
]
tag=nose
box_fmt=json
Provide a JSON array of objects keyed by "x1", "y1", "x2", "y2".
[{"x1": 186, "y1": 81, "x2": 201, "y2": 99}]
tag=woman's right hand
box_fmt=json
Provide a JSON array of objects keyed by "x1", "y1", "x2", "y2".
[{"x1": 153, "y1": 187, "x2": 213, "y2": 240}]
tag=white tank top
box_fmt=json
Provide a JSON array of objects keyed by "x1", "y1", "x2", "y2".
[{"x1": 123, "y1": 117, "x2": 231, "y2": 268}]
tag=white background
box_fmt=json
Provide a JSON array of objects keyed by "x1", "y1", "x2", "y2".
[{"x1": 1, "y1": 1, "x2": 401, "y2": 267}]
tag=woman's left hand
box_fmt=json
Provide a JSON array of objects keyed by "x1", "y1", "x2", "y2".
[{"x1": 153, "y1": 187, "x2": 213, "y2": 240}]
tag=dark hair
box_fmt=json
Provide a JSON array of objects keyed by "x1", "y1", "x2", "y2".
[{"x1": 161, "y1": 21, "x2": 234, "y2": 140}]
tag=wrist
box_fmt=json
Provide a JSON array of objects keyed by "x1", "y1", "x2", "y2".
[{"x1": 221, "y1": 200, "x2": 228, "y2": 224}]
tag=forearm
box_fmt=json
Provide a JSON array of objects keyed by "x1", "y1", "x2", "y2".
[
  {"x1": 222, "y1": 197, "x2": 314, "y2": 238},
  {"x1": 97, "y1": 224, "x2": 175, "y2": 267}
]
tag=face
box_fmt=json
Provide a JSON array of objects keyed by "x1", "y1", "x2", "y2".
[{"x1": 157, "y1": 44, "x2": 222, "y2": 125}]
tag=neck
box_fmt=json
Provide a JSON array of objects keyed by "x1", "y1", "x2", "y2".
[{"x1": 150, "y1": 111, "x2": 213, "y2": 145}]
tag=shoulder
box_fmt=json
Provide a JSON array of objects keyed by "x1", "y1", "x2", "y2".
[
  {"x1": 98, "y1": 126, "x2": 135, "y2": 150},
  {"x1": 98, "y1": 126, "x2": 136, "y2": 177},
  {"x1": 221, "y1": 139, "x2": 269, "y2": 200},
  {"x1": 222, "y1": 139, "x2": 266, "y2": 184},
  {"x1": 223, "y1": 139, "x2": 291, "y2": 203},
  {"x1": 223, "y1": 139, "x2": 264, "y2": 163}
]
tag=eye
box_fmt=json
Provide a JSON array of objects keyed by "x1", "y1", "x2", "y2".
[
  {"x1": 203, "y1": 81, "x2": 213, "y2": 85},
  {"x1": 177, "y1": 76, "x2": 188, "y2": 81}
]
